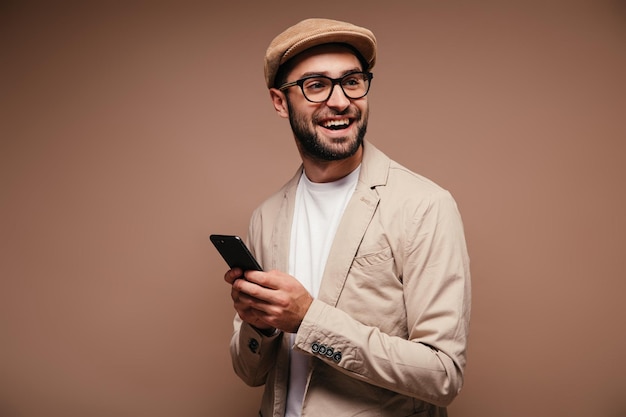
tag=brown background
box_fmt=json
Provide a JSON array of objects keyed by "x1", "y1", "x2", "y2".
[{"x1": 1, "y1": 1, "x2": 625, "y2": 416}]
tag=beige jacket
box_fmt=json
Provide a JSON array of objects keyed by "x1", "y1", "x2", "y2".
[{"x1": 230, "y1": 141, "x2": 471, "y2": 417}]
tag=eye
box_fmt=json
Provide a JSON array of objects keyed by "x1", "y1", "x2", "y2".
[
  {"x1": 342, "y1": 74, "x2": 364, "y2": 88},
  {"x1": 303, "y1": 78, "x2": 329, "y2": 91}
]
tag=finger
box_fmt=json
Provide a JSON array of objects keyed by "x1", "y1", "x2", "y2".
[
  {"x1": 224, "y1": 268, "x2": 243, "y2": 284},
  {"x1": 244, "y1": 270, "x2": 279, "y2": 289},
  {"x1": 234, "y1": 293, "x2": 274, "y2": 326},
  {"x1": 233, "y1": 277, "x2": 273, "y2": 303},
  {"x1": 238, "y1": 308, "x2": 270, "y2": 329},
  {"x1": 230, "y1": 285, "x2": 242, "y2": 302}
]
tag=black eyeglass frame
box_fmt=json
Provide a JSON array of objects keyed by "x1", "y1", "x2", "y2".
[{"x1": 278, "y1": 71, "x2": 374, "y2": 103}]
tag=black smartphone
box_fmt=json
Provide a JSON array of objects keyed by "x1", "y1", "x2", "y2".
[{"x1": 209, "y1": 234, "x2": 263, "y2": 271}]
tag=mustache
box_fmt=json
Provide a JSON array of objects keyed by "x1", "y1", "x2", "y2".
[{"x1": 313, "y1": 107, "x2": 361, "y2": 122}]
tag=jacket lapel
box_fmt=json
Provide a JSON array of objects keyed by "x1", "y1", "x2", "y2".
[
  {"x1": 317, "y1": 141, "x2": 390, "y2": 307},
  {"x1": 271, "y1": 167, "x2": 302, "y2": 273}
]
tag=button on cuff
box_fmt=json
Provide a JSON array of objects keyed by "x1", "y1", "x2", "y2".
[
  {"x1": 310, "y1": 341, "x2": 342, "y2": 363},
  {"x1": 248, "y1": 338, "x2": 260, "y2": 354}
]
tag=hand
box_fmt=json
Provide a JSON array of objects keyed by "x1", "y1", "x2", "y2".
[{"x1": 224, "y1": 268, "x2": 313, "y2": 333}]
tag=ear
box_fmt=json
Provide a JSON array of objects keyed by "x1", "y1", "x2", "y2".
[{"x1": 269, "y1": 88, "x2": 289, "y2": 118}]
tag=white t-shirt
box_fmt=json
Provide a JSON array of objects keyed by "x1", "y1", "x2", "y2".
[{"x1": 285, "y1": 166, "x2": 360, "y2": 417}]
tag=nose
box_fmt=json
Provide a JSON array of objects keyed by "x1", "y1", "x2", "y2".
[{"x1": 325, "y1": 83, "x2": 350, "y2": 110}]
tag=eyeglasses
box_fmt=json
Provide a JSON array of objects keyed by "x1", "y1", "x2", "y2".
[{"x1": 278, "y1": 71, "x2": 374, "y2": 103}]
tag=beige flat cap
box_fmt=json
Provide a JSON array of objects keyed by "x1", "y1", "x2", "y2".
[{"x1": 264, "y1": 18, "x2": 377, "y2": 88}]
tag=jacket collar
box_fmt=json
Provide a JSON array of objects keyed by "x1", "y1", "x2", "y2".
[
  {"x1": 358, "y1": 140, "x2": 390, "y2": 191},
  {"x1": 283, "y1": 139, "x2": 390, "y2": 194}
]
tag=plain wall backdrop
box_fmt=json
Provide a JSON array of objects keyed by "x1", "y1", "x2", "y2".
[{"x1": 1, "y1": 1, "x2": 625, "y2": 416}]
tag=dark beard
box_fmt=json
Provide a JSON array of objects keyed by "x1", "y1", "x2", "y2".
[{"x1": 287, "y1": 100, "x2": 367, "y2": 161}]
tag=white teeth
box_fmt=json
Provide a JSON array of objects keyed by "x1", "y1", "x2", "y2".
[{"x1": 323, "y1": 119, "x2": 349, "y2": 128}]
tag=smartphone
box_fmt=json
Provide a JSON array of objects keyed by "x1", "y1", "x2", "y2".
[{"x1": 209, "y1": 234, "x2": 263, "y2": 271}]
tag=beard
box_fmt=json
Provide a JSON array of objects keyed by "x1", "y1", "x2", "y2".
[{"x1": 287, "y1": 98, "x2": 368, "y2": 161}]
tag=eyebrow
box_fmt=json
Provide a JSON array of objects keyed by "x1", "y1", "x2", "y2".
[{"x1": 298, "y1": 67, "x2": 363, "y2": 79}]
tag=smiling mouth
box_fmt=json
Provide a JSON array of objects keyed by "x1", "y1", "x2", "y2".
[{"x1": 321, "y1": 118, "x2": 351, "y2": 130}]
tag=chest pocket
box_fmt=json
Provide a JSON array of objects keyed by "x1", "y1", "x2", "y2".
[
  {"x1": 340, "y1": 244, "x2": 407, "y2": 337},
  {"x1": 353, "y1": 245, "x2": 394, "y2": 268}
]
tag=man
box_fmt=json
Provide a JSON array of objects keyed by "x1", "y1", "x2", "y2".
[{"x1": 224, "y1": 18, "x2": 471, "y2": 417}]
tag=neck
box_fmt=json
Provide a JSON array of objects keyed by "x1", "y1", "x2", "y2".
[{"x1": 300, "y1": 146, "x2": 363, "y2": 183}]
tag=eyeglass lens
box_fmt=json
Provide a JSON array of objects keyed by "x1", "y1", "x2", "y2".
[{"x1": 302, "y1": 73, "x2": 370, "y2": 102}]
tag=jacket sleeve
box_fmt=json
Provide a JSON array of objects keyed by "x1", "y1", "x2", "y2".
[
  {"x1": 293, "y1": 190, "x2": 471, "y2": 407},
  {"x1": 229, "y1": 209, "x2": 286, "y2": 387},
  {"x1": 229, "y1": 315, "x2": 283, "y2": 387}
]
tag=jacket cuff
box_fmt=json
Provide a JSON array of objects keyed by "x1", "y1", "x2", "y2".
[
  {"x1": 294, "y1": 300, "x2": 348, "y2": 366},
  {"x1": 239, "y1": 321, "x2": 281, "y2": 356}
]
